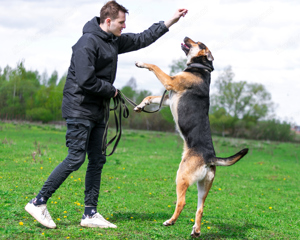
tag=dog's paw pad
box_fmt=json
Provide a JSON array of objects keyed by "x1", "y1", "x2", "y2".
[
  {"x1": 191, "y1": 227, "x2": 201, "y2": 238},
  {"x1": 135, "y1": 61, "x2": 145, "y2": 68},
  {"x1": 134, "y1": 106, "x2": 142, "y2": 113}
]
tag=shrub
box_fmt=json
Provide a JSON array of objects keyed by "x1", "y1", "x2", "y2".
[{"x1": 26, "y1": 108, "x2": 53, "y2": 123}]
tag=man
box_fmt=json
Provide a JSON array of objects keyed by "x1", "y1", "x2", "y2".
[{"x1": 25, "y1": 0, "x2": 188, "y2": 229}]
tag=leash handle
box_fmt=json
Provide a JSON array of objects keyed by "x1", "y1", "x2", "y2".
[
  {"x1": 101, "y1": 89, "x2": 167, "y2": 156},
  {"x1": 101, "y1": 91, "x2": 129, "y2": 156}
]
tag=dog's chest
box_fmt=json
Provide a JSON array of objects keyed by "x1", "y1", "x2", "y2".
[{"x1": 169, "y1": 91, "x2": 184, "y2": 139}]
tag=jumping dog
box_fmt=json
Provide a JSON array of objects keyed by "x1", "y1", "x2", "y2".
[{"x1": 134, "y1": 37, "x2": 248, "y2": 237}]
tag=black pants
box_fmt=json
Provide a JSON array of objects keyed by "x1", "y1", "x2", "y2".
[{"x1": 38, "y1": 118, "x2": 106, "y2": 206}]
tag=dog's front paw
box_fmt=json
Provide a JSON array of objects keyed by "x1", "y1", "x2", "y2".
[
  {"x1": 134, "y1": 106, "x2": 143, "y2": 113},
  {"x1": 163, "y1": 219, "x2": 175, "y2": 226},
  {"x1": 135, "y1": 61, "x2": 146, "y2": 68},
  {"x1": 191, "y1": 226, "x2": 201, "y2": 238}
]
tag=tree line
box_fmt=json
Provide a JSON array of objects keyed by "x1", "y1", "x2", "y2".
[{"x1": 0, "y1": 60, "x2": 297, "y2": 142}]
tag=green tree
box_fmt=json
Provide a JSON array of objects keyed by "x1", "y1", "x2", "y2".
[
  {"x1": 211, "y1": 66, "x2": 274, "y2": 121},
  {"x1": 169, "y1": 57, "x2": 187, "y2": 75}
]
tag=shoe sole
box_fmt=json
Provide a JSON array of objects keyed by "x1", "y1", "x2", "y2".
[
  {"x1": 25, "y1": 203, "x2": 56, "y2": 229},
  {"x1": 80, "y1": 222, "x2": 117, "y2": 228}
]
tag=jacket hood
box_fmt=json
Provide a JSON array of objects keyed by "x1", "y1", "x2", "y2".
[{"x1": 82, "y1": 17, "x2": 117, "y2": 41}]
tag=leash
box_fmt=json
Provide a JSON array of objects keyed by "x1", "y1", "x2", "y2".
[{"x1": 101, "y1": 89, "x2": 167, "y2": 156}]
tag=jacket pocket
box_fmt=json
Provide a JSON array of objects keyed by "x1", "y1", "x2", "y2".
[{"x1": 65, "y1": 121, "x2": 89, "y2": 150}]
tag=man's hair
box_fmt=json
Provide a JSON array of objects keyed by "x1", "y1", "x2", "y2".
[{"x1": 100, "y1": 1, "x2": 128, "y2": 24}]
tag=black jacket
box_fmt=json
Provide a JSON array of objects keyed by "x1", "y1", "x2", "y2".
[{"x1": 62, "y1": 17, "x2": 169, "y2": 122}]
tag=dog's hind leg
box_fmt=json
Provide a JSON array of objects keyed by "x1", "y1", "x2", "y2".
[
  {"x1": 191, "y1": 166, "x2": 216, "y2": 238},
  {"x1": 163, "y1": 167, "x2": 189, "y2": 226}
]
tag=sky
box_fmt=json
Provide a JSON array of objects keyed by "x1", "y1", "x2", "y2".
[{"x1": 1, "y1": 0, "x2": 300, "y2": 125}]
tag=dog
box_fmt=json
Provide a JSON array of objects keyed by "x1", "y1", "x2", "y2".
[{"x1": 134, "y1": 37, "x2": 249, "y2": 237}]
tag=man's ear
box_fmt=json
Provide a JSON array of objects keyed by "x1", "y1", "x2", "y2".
[
  {"x1": 106, "y1": 18, "x2": 111, "y2": 26},
  {"x1": 206, "y1": 50, "x2": 214, "y2": 61}
]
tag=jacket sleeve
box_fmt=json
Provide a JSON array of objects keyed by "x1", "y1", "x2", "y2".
[
  {"x1": 73, "y1": 38, "x2": 116, "y2": 99},
  {"x1": 117, "y1": 21, "x2": 169, "y2": 54}
]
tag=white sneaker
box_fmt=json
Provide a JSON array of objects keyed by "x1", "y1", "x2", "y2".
[
  {"x1": 25, "y1": 200, "x2": 56, "y2": 229},
  {"x1": 80, "y1": 213, "x2": 117, "y2": 228}
]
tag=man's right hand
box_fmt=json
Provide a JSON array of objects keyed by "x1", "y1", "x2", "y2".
[{"x1": 113, "y1": 89, "x2": 118, "y2": 98}]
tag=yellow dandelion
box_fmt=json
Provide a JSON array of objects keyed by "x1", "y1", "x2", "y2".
[
  {"x1": 106, "y1": 218, "x2": 109, "y2": 220},
  {"x1": 207, "y1": 226, "x2": 211, "y2": 229},
  {"x1": 218, "y1": 188, "x2": 221, "y2": 190},
  {"x1": 42, "y1": 233, "x2": 44, "y2": 235},
  {"x1": 149, "y1": 193, "x2": 152, "y2": 195},
  {"x1": 80, "y1": 229, "x2": 82, "y2": 231},
  {"x1": 123, "y1": 168, "x2": 125, "y2": 170},
  {"x1": 154, "y1": 219, "x2": 156, "y2": 222},
  {"x1": 78, "y1": 178, "x2": 81, "y2": 181},
  {"x1": 57, "y1": 218, "x2": 60, "y2": 221},
  {"x1": 201, "y1": 222, "x2": 204, "y2": 225},
  {"x1": 191, "y1": 219, "x2": 194, "y2": 222},
  {"x1": 51, "y1": 201, "x2": 53, "y2": 203},
  {"x1": 54, "y1": 201, "x2": 57, "y2": 204},
  {"x1": 40, "y1": 167, "x2": 43, "y2": 170},
  {"x1": 283, "y1": 178, "x2": 286, "y2": 180},
  {"x1": 111, "y1": 214, "x2": 113, "y2": 216},
  {"x1": 164, "y1": 179, "x2": 166, "y2": 181},
  {"x1": 131, "y1": 217, "x2": 133, "y2": 219},
  {"x1": 66, "y1": 237, "x2": 70, "y2": 239},
  {"x1": 64, "y1": 216, "x2": 67, "y2": 218},
  {"x1": 34, "y1": 220, "x2": 36, "y2": 222},
  {"x1": 278, "y1": 188, "x2": 280, "y2": 190},
  {"x1": 71, "y1": 176, "x2": 73, "y2": 178},
  {"x1": 77, "y1": 203, "x2": 80, "y2": 206},
  {"x1": 118, "y1": 187, "x2": 120, "y2": 189},
  {"x1": 269, "y1": 207, "x2": 272, "y2": 210},
  {"x1": 64, "y1": 211, "x2": 67, "y2": 213},
  {"x1": 19, "y1": 222, "x2": 24, "y2": 226},
  {"x1": 168, "y1": 205, "x2": 171, "y2": 208},
  {"x1": 58, "y1": 197, "x2": 61, "y2": 199}
]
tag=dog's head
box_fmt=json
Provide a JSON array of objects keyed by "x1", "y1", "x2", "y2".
[{"x1": 181, "y1": 37, "x2": 214, "y2": 66}]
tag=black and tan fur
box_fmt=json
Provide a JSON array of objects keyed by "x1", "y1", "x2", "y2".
[{"x1": 134, "y1": 37, "x2": 248, "y2": 237}]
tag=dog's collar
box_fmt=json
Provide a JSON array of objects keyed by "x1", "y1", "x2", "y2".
[{"x1": 184, "y1": 63, "x2": 214, "y2": 73}]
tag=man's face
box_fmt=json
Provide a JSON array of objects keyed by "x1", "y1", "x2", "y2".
[{"x1": 108, "y1": 11, "x2": 126, "y2": 37}]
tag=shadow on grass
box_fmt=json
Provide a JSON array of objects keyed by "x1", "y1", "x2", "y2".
[
  {"x1": 110, "y1": 211, "x2": 172, "y2": 222},
  {"x1": 201, "y1": 221, "x2": 265, "y2": 239}
]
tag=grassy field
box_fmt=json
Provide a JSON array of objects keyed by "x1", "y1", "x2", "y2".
[{"x1": 0, "y1": 122, "x2": 299, "y2": 239}]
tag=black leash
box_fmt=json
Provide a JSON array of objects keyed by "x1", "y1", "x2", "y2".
[{"x1": 101, "y1": 89, "x2": 167, "y2": 156}]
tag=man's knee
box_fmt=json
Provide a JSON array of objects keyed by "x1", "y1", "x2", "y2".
[{"x1": 63, "y1": 150, "x2": 86, "y2": 171}]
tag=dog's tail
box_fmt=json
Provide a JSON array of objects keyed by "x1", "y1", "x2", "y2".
[{"x1": 210, "y1": 148, "x2": 249, "y2": 166}]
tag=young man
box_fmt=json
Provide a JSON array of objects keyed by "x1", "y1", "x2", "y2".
[{"x1": 25, "y1": 1, "x2": 188, "y2": 229}]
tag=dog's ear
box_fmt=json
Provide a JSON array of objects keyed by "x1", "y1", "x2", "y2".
[{"x1": 206, "y1": 50, "x2": 214, "y2": 61}]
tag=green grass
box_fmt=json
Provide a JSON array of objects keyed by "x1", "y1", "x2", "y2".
[{"x1": 0, "y1": 122, "x2": 299, "y2": 239}]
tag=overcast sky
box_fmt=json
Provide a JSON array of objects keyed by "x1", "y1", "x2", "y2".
[{"x1": 1, "y1": 0, "x2": 300, "y2": 125}]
